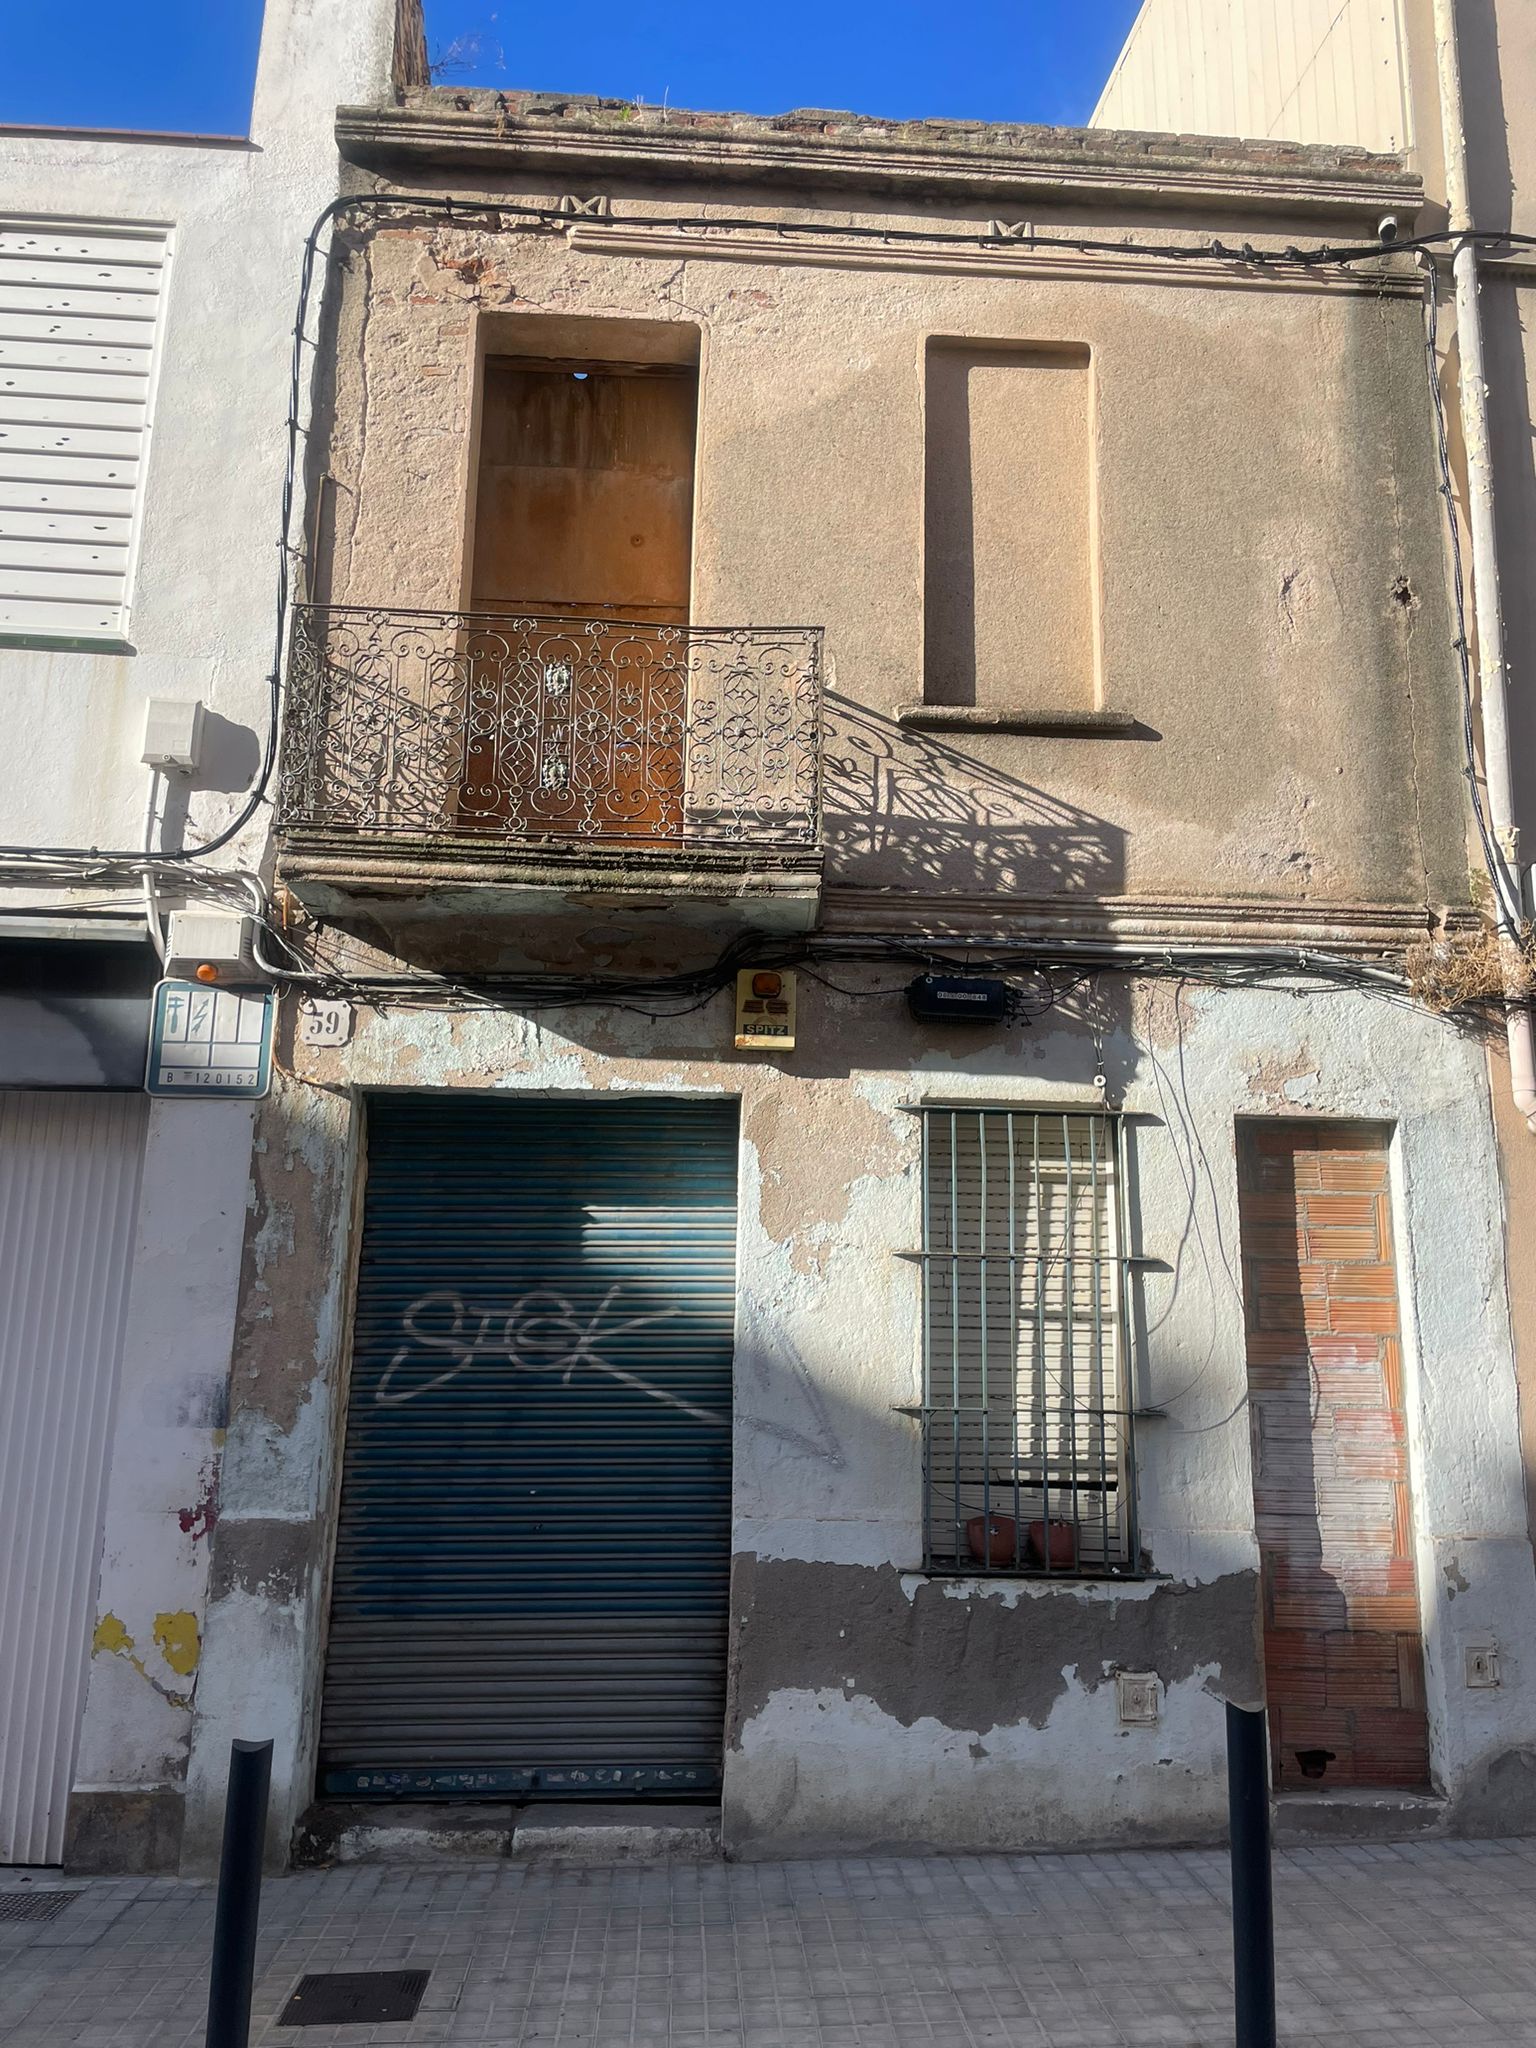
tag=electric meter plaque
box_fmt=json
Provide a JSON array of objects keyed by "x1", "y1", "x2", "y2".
[
  {"x1": 146, "y1": 979, "x2": 275, "y2": 1098},
  {"x1": 734, "y1": 968, "x2": 796, "y2": 1050}
]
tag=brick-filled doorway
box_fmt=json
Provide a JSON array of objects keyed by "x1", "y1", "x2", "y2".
[{"x1": 1236, "y1": 1122, "x2": 1429, "y2": 1791}]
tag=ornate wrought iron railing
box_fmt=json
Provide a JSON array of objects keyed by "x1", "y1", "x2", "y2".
[{"x1": 277, "y1": 605, "x2": 824, "y2": 851}]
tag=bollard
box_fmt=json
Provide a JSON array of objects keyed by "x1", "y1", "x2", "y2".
[
  {"x1": 204, "y1": 1738, "x2": 273, "y2": 2048},
  {"x1": 1226, "y1": 1702, "x2": 1277, "y2": 2048}
]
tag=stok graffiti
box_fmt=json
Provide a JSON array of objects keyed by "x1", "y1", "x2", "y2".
[{"x1": 376, "y1": 1285, "x2": 724, "y2": 1426}]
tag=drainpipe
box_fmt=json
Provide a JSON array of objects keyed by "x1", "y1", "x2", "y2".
[{"x1": 1432, "y1": 0, "x2": 1536, "y2": 1131}]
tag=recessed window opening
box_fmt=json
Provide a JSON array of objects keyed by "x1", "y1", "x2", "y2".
[{"x1": 920, "y1": 1108, "x2": 1135, "y2": 1574}]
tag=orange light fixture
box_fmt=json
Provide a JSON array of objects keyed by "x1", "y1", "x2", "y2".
[
  {"x1": 194, "y1": 962, "x2": 220, "y2": 984},
  {"x1": 751, "y1": 971, "x2": 782, "y2": 999}
]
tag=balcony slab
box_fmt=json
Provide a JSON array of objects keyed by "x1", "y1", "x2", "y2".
[{"x1": 277, "y1": 836, "x2": 824, "y2": 934}]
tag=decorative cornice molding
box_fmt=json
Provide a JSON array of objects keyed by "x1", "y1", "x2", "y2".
[
  {"x1": 819, "y1": 888, "x2": 1454, "y2": 954},
  {"x1": 565, "y1": 224, "x2": 1418, "y2": 296}
]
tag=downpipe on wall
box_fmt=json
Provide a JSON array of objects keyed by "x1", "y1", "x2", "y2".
[{"x1": 1432, "y1": 0, "x2": 1536, "y2": 1133}]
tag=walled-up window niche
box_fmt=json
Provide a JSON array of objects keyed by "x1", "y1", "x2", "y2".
[{"x1": 922, "y1": 339, "x2": 1098, "y2": 717}]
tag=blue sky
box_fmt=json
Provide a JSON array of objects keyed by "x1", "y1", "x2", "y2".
[{"x1": 0, "y1": 1, "x2": 1141, "y2": 136}]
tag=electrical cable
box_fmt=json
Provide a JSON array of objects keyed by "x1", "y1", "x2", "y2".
[
  {"x1": 0, "y1": 198, "x2": 1525, "y2": 879},
  {"x1": 1, "y1": 192, "x2": 1523, "y2": 1027},
  {"x1": 231, "y1": 919, "x2": 1472, "y2": 1019},
  {"x1": 1416, "y1": 252, "x2": 1525, "y2": 933},
  {"x1": 141, "y1": 770, "x2": 167, "y2": 961}
]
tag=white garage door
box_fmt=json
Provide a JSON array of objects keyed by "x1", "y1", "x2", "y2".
[{"x1": 0, "y1": 1091, "x2": 146, "y2": 1863}]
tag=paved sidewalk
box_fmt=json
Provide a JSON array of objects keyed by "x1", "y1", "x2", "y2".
[{"x1": 3, "y1": 1837, "x2": 1535, "y2": 2047}]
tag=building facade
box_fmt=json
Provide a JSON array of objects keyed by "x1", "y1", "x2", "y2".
[
  {"x1": 8, "y1": 34, "x2": 1536, "y2": 1875},
  {"x1": 0, "y1": 0, "x2": 423, "y2": 1871},
  {"x1": 171, "y1": 90, "x2": 1536, "y2": 1866},
  {"x1": 1096, "y1": 0, "x2": 1536, "y2": 1824}
]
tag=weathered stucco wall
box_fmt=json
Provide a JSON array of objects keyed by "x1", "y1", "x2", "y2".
[
  {"x1": 308, "y1": 160, "x2": 1466, "y2": 929},
  {"x1": 185, "y1": 973, "x2": 1536, "y2": 1861},
  {"x1": 65, "y1": 1102, "x2": 253, "y2": 1871},
  {"x1": 183, "y1": 102, "x2": 1536, "y2": 1866}
]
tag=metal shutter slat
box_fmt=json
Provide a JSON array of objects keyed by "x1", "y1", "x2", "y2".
[{"x1": 319, "y1": 1096, "x2": 739, "y2": 1802}]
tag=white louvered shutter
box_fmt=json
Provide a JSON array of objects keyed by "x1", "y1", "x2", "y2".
[{"x1": 0, "y1": 220, "x2": 171, "y2": 642}]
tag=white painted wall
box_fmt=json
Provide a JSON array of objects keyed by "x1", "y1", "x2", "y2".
[
  {"x1": 1093, "y1": 0, "x2": 1414, "y2": 153},
  {"x1": 725, "y1": 981, "x2": 1536, "y2": 1846},
  {"x1": 69, "y1": 1103, "x2": 255, "y2": 1835},
  {"x1": 0, "y1": 0, "x2": 401, "y2": 866},
  {"x1": 0, "y1": 0, "x2": 403, "y2": 1866}
]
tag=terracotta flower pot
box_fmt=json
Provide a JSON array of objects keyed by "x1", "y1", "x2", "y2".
[
  {"x1": 1027, "y1": 1518, "x2": 1078, "y2": 1570},
  {"x1": 965, "y1": 1512, "x2": 1018, "y2": 1566}
]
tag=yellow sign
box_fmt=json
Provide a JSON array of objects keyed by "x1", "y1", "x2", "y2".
[{"x1": 734, "y1": 968, "x2": 796, "y2": 1050}]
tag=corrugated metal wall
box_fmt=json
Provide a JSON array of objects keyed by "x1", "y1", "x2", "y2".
[
  {"x1": 1092, "y1": 0, "x2": 1413, "y2": 155},
  {"x1": 320, "y1": 1095, "x2": 740, "y2": 1801},
  {"x1": 0, "y1": 1091, "x2": 147, "y2": 1864}
]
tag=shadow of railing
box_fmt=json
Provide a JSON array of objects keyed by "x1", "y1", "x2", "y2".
[{"x1": 822, "y1": 693, "x2": 1124, "y2": 899}]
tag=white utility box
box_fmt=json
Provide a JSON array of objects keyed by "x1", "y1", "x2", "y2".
[
  {"x1": 141, "y1": 698, "x2": 206, "y2": 774},
  {"x1": 163, "y1": 910, "x2": 265, "y2": 985}
]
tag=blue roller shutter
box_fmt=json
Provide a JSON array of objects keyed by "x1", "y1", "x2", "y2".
[{"x1": 319, "y1": 1094, "x2": 739, "y2": 1800}]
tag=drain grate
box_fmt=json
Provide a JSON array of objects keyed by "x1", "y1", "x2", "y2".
[
  {"x1": 0, "y1": 1892, "x2": 76, "y2": 1924},
  {"x1": 278, "y1": 1969, "x2": 430, "y2": 2026}
]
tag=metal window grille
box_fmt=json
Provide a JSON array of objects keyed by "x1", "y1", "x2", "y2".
[{"x1": 920, "y1": 1108, "x2": 1136, "y2": 1575}]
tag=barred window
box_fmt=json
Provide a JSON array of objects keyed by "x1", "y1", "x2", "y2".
[{"x1": 920, "y1": 1108, "x2": 1136, "y2": 1575}]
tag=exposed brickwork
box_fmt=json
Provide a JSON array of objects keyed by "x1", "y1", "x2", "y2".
[{"x1": 1239, "y1": 1122, "x2": 1430, "y2": 1793}]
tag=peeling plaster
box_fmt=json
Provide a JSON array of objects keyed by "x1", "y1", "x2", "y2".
[
  {"x1": 90, "y1": 1612, "x2": 194, "y2": 1713},
  {"x1": 176, "y1": 1463, "x2": 220, "y2": 1544},
  {"x1": 153, "y1": 1612, "x2": 201, "y2": 1678},
  {"x1": 752, "y1": 1080, "x2": 907, "y2": 1275},
  {"x1": 727, "y1": 1557, "x2": 1263, "y2": 1742},
  {"x1": 727, "y1": 1670, "x2": 1230, "y2": 1856}
]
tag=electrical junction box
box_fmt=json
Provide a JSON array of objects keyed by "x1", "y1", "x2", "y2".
[
  {"x1": 907, "y1": 974, "x2": 1010, "y2": 1025},
  {"x1": 1116, "y1": 1672, "x2": 1163, "y2": 1725},
  {"x1": 163, "y1": 910, "x2": 265, "y2": 985},
  {"x1": 1466, "y1": 1644, "x2": 1501, "y2": 1689},
  {"x1": 735, "y1": 968, "x2": 796, "y2": 1050},
  {"x1": 141, "y1": 697, "x2": 206, "y2": 774}
]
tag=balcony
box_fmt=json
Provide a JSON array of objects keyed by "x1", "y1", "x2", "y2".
[{"x1": 275, "y1": 605, "x2": 825, "y2": 930}]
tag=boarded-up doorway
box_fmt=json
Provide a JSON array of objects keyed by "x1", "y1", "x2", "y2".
[
  {"x1": 1236, "y1": 1122, "x2": 1429, "y2": 1791},
  {"x1": 460, "y1": 355, "x2": 698, "y2": 839}
]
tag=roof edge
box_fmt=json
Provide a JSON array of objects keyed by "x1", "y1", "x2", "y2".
[{"x1": 337, "y1": 90, "x2": 1422, "y2": 219}]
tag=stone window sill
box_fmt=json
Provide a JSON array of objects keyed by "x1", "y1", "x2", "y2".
[
  {"x1": 911, "y1": 1565, "x2": 1167, "y2": 1586},
  {"x1": 898, "y1": 704, "x2": 1138, "y2": 736}
]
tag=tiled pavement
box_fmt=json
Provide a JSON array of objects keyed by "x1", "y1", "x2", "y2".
[{"x1": 3, "y1": 1837, "x2": 1536, "y2": 2047}]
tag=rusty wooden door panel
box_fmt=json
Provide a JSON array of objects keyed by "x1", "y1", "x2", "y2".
[
  {"x1": 461, "y1": 358, "x2": 698, "y2": 840},
  {"x1": 1237, "y1": 1122, "x2": 1429, "y2": 1791},
  {"x1": 471, "y1": 358, "x2": 696, "y2": 623}
]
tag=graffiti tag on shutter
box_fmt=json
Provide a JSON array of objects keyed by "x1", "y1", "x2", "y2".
[{"x1": 376, "y1": 1285, "x2": 723, "y2": 1426}]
